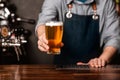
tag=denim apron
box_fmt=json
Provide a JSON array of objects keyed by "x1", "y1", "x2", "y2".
[{"x1": 54, "y1": 1, "x2": 101, "y2": 65}]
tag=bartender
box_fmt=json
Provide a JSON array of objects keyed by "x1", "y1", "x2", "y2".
[{"x1": 36, "y1": 0, "x2": 120, "y2": 68}]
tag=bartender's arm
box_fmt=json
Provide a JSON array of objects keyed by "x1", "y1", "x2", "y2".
[
  {"x1": 86, "y1": 47, "x2": 117, "y2": 68},
  {"x1": 37, "y1": 25, "x2": 116, "y2": 68}
]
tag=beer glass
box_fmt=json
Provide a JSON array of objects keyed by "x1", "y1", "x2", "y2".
[{"x1": 45, "y1": 21, "x2": 63, "y2": 55}]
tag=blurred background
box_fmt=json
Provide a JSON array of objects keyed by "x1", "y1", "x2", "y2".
[
  {"x1": 0, "y1": 0, "x2": 54, "y2": 64},
  {"x1": 0, "y1": 0, "x2": 119, "y2": 65}
]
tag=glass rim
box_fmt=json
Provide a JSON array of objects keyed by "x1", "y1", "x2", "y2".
[{"x1": 45, "y1": 21, "x2": 63, "y2": 26}]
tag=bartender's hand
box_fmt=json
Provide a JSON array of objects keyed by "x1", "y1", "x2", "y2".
[
  {"x1": 87, "y1": 58, "x2": 106, "y2": 68},
  {"x1": 38, "y1": 33, "x2": 49, "y2": 52},
  {"x1": 38, "y1": 33, "x2": 64, "y2": 52},
  {"x1": 77, "y1": 58, "x2": 106, "y2": 68}
]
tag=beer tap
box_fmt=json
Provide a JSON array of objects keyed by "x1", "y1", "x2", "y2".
[{"x1": 0, "y1": 0, "x2": 35, "y2": 62}]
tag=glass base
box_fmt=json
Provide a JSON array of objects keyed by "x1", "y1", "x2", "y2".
[
  {"x1": 47, "y1": 48, "x2": 61, "y2": 55},
  {"x1": 47, "y1": 51, "x2": 60, "y2": 55}
]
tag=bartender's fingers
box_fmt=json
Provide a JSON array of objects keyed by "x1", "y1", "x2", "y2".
[
  {"x1": 38, "y1": 33, "x2": 49, "y2": 52},
  {"x1": 88, "y1": 58, "x2": 99, "y2": 68},
  {"x1": 88, "y1": 58, "x2": 97, "y2": 67},
  {"x1": 88, "y1": 58, "x2": 106, "y2": 68},
  {"x1": 97, "y1": 59, "x2": 102, "y2": 67},
  {"x1": 38, "y1": 33, "x2": 48, "y2": 44},
  {"x1": 38, "y1": 40, "x2": 49, "y2": 52},
  {"x1": 57, "y1": 42, "x2": 64, "y2": 48},
  {"x1": 100, "y1": 59, "x2": 106, "y2": 67},
  {"x1": 88, "y1": 59, "x2": 94, "y2": 67},
  {"x1": 94, "y1": 58, "x2": 100, "y2": 68},
  {"x1": 94, "y1": 58, "x2": 106, "y2": 67}
]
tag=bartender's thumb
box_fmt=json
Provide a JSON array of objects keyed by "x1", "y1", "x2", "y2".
[{"x1": 77, "y1": 62, "x2": 88, "y2": 65}]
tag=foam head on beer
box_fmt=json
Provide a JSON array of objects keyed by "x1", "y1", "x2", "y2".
[
  {"x1": 45, "y1": 21, "x2": 63, "y2": 55},
  {"x1": 45, "y1": 21, "x2": 63, "y2": 27}
]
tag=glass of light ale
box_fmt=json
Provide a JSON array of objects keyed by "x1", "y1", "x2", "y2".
[{"x1": 45, "y1": 21, "x2": 63, "y2": 55}]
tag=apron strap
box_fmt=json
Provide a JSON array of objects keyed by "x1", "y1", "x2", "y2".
[
  {"x1": 92, "y1": 1, "x2": 97, "y2": 11},
  {"x1": 91, "y1": 1, "x2": 98, "y2": 20}
]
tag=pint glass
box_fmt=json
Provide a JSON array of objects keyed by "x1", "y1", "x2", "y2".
[{"x1": 45, "y1": 21, "x2": 63, "y2": 54}]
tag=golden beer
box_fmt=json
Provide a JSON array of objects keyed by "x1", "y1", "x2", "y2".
[{"x1": 45, "y1": 21, "x2": 63, "y2": 54}]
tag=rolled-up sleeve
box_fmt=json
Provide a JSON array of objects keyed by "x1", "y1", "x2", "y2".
[
  {"x1": 35, "y1": 0, "x2": 58, "y2": 33},
  {"x1": 103, "y1": 0, "x2": 120, "y2": 50}
]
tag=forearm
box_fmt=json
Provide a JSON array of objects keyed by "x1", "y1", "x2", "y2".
[{"x1": 99, "y1": 46, "x2": 117, "y2": 64}]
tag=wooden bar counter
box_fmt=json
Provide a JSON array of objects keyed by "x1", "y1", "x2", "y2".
[{"x1": 0, "y1": 64, "x2": 120, "y2": 80}]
